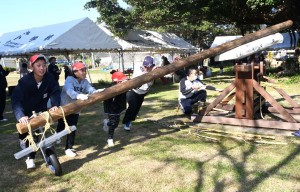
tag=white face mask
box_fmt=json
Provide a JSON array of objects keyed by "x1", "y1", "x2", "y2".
[{"x1": 191, "y1": 75, "x2": 197, "y2": 81}]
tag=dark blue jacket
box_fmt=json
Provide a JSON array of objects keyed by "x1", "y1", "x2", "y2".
[
  {"x1": 11, "y1": 72, "x2": 61, "y2": 121},
  {"x1": 103, "y1": 83, "x2": 126, "y2": 115},
  {"x1": 0, "y1": 67, "x2": 9, "y2": 89}
]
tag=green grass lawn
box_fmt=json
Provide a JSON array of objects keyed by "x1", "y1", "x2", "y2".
[{"x1": 1, "y1": 68, "x2": 300, "y2": 191}]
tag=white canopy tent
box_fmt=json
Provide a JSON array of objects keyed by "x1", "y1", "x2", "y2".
[
  {"x1": 211, "y1": 32, "x2": 298, "y2": 61},
  {"x1": 0, "y1": 17, "x2": 122, "y2": 57},
  {"x1": 98, "y1": 23, "x2": 197, "y2": 70},
  {"x1": 99, "y1": 23, "x2": 197, "y2": 52}
]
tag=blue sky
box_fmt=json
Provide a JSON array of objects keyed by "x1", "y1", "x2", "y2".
[{"x1": 0, "y1": 0, "x2": 127, "y2": 34}]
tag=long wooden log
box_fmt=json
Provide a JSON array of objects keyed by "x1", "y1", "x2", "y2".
[{"x1": 16, "y1": 20, "x2": 293, "y2": 134}]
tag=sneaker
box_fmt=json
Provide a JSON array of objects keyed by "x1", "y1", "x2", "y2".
[
  {"x1": 65, "y1": 149, "x2": 77, "y2": 157},
  {"x1": 0, "y1": 118, "x2": 8, "y2": 122},
  {"x1": 198, "y1": 101, "x2": 207, "y2": 111},
  {"x1": 103, "y1": 119, "x2": 109, "y2": 133},
  {"x1": 19, "y1": 139, "x2": 26, "y2": 150},
  {"x1": 292, "y1": 130, "x2": 300, "y2": 137},
  {"x1": 123, "y1": 122, "x2": 131, "y2": 131},
  {"x1": 107, "y1": 139, "x2": 114, "y2": 147},
  {"x1": 25, "y1": 158, "x2": 36, "y2": 169}
]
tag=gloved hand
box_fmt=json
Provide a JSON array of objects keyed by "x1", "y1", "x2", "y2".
[
  {"x1": 76, "y1": 94, "x2": 88, "y2": 100},
  {"x1": 94, "y1": 88, "x2": 105, "y2": 93}
]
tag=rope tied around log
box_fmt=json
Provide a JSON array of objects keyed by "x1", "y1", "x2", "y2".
[
  {"x1": 22, "y1": 107, "x2": 72, "y2": 152},
  {"x1": 59, "y1": 106, "x2": 72, "y2": 133},
  {"x1": 39, "y1": 111, "x2": 56, "y2": 141},
  {"x1": 23, "y1": 111, "x2": 55, "y2": 152},
  {"x1": 23, "y1": 123, "x2": 39, "y2": 152}
]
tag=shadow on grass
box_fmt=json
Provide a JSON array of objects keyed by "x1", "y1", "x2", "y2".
[{"x1": 1, "y1": 81, "x2": 300, "y2": 191}]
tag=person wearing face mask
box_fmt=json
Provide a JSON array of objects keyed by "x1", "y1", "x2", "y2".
[{"x1": 178, "y1": 67, "x2": 207, "y2": 115}]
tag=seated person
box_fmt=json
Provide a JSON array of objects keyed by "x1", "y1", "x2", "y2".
[{"x1": 178, "y1": 67, "x2": 207, "y2": 114}]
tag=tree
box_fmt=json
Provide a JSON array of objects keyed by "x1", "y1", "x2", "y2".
[{"x1": 84, "y1": 0, "x2": 300, "y2": 48}]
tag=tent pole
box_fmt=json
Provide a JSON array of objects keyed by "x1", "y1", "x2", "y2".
[
  {"x1": 82, "y1": 53, "x2": 93, "y2": 83},
  {"x1": 131, "y1": 51, "x2": 135, "y2": 70},
  {"x1": 91, "y1": 52, "x2": 95, "y2": 68},
  {"x1": 118, "y1": 49, "x2": 121, "y2": 70},
  {"x1": 121, "y1": 50, "x2": 125, "y2": 72},
  {"x1": 15, "y1": 20, "x2": 294, "y2": 134}
]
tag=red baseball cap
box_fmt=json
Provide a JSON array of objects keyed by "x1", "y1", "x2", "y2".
[
  {"x1": 112, "y1": 71, "x2": 128, "y2": 82},
  {"x1": 72, "y1": 62, "x2": 86, "y2": 71},
  {"x1": 30, "y1": 54, "x2": 46, "y2": 65}
]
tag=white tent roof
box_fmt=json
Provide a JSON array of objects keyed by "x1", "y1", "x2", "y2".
[
  {"x1": 0, "y1": 18, "x2": 122, "y2": 56},
  {"x1": 99, "y1": 24, "x2": 197, "y2": 52},
  {"x1": 210, "y1": 35, "x2": 242, "y2": 49}
]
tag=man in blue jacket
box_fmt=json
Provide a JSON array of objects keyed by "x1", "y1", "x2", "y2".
[{"x1": 11, "y1": 54, "x2": 61, "y2": 169}]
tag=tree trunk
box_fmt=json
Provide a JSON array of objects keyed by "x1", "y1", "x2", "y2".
[{"x1": 16, "y1": 20, "x2": 293, "y2": 134}]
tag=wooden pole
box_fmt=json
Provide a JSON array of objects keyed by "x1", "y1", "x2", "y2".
[{"x1": 16, "y1": 20, "x2": 293, "y2": 134}]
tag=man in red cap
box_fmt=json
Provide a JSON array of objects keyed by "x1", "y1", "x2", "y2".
[{"x1": 11, "y1": 54, "x2": 61, "y2": 169}]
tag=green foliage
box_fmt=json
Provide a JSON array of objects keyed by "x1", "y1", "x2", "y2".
[
  {"x1": 283, "y1": 75, "x2": 300, "y2": 84},
  {"x1": 4, "y1": 67, "x2": 16, "y2": 72},
  {"x1": 97, "y1": 79, "x2": 111, "y2": 86},
  {"x1": 84, "y1": 0, "x2": 294, "y2": 48}
]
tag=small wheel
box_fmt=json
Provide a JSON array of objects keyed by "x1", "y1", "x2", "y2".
[{"x1": 45, "y1": 148, "x2": 62, "y2": 176}]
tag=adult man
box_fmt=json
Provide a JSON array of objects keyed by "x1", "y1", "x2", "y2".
[
  {"x1": 178, "y1": 67, "x2": 207, "y2": 115},
  {"x1": 48, "y1": 57, "x2": 61, "y2": 82}
]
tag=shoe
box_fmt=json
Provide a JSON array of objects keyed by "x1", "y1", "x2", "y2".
[
  {"x1": 107, "y1": 139, "x2": 114, "y2": 147},
  {"x1": 25, "y1": 158, "x2": 36, "y2": 169},
  {"x1": 292, "y1": 130, "x2": 300, "y2": 137},
  {"x1": 124, "y1": 122, "x2": 131, "y2": 131},
  {"x1": 65, "y1": 149, "x2": 77, "y2": 157},
  {"x1": 198, "y1": 101, "x2": 206, "y2": 111},
  {"x1": 103, "y1": 119, "x2": 109, "y2": 133},
  {"x1": 0, "y1": 118, "x2": 7, "y2": 122},
  {"x1": 19, "y1": 139, "x2": 26, "y2": 150}
]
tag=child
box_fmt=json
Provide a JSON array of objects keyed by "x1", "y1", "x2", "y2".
[
  {"x1": 56, "y1": 62, "x2": 103, "y2": 157},
  {"x1": 103, "y1": 71, "x2": 128, "y2": 146},
  {"x1": 11, "y1": 54, "x2": 60, "y2": 169},
  {"x1": 122, "y1": 56, "x2": 156, "y2": 130},
  {"x1": 178, "y1": 67, "x2": 207, "y2": 115}
]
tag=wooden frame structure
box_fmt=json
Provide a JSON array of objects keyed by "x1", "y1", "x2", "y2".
[{"x1": 192, "y1": 62, "x2": 300, "y2": 131}]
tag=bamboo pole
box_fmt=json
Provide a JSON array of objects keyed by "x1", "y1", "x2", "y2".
[{"x1": 16, "y1": 20, "x2": 293, "y2": 134}]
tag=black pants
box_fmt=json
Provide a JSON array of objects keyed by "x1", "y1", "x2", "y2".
[
  {"x1": 107, "y1": 114, "x2": 120, "y2": 139},
  {"x1": 179, "y1": 90, "x2": 207, "y2": 115},
  {"x1": 0, "y1": 89, "x2": 6, "y2": 119},
  {"x1": 19, "y1": 129, "x2": 41, "y2": 159},
  {"x1": 57, "y1": 114, "x2": 79, "y2": 150},
  {"x1": 122, "y1": 90, "x2": 145, "y2": 124}
]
